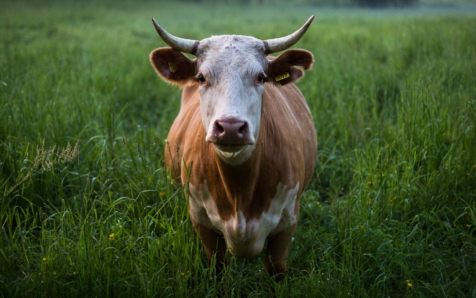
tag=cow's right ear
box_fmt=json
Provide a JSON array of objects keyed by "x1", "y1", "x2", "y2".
[
  {"x1": 150, "y1": 48, "x2": 196, "y2": 86},
  {"x1": 266, "y1": 49, "x2": 314, "y2": 86}
]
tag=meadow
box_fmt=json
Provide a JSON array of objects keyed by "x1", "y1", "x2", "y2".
[{"x1": 1, "y1": 0, "x2": 475, "y2": 297}]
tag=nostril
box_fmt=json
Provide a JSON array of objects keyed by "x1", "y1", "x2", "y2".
[
  {"x1": 238, "y1": 122, "x2": 248, "y2": 134},
  {"x1": 214, "y1": 121, "x2": 225, "y2": 134}
]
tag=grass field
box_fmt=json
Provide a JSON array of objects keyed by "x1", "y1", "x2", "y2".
[{"x1": 1, "y1": 0, "x2": 476, "y2": 297}]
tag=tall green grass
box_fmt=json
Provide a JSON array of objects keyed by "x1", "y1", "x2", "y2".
[{"x1": 1, "y1": 1, "x2": 475, "y2": 297}]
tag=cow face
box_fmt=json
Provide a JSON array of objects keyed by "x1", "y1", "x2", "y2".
[
  {"x1": 194, "y1": 36, "x2": 268, "y2": 159},
  {"x1": 150, "y1": 24, "x2": 313, "y2": 165}
]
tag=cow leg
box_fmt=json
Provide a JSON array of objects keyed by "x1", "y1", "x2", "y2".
[
  {"x1": 190, "y1": 219, "x2": 229, "y2": 277},
  {"x1": 264, "y1": 223, "x2": 297, "y2": 282}
]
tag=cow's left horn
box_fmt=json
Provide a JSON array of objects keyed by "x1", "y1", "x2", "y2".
[
  {"x1": 152, "y1": 18, "x2": 200, "y2": 55},
  {"x1": 263, "y1": 15, "x2": 314, "y2": 54}
]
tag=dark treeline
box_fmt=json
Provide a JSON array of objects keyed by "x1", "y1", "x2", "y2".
[
  {"x1": 356, "y1": 0, "x2": 418, "y2": 7},
  {"x1": 185, "y1": 0, "x2": 419, "y2": 7}
]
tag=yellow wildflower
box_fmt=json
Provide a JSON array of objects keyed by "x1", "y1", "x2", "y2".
[{"x1": 109, "y1": 233, "x2": 115, "y2": 241}]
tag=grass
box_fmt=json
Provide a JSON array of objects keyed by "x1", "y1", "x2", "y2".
[{"x1": 1, "y1": 0, "x2": 476, "y2": 297}]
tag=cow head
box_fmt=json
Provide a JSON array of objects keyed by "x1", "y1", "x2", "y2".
[{"x1": 150, "y1": 17, "x2": 314, "y2": 165}]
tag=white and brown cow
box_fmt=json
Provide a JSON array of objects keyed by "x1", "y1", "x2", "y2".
[{"x1": 150, "y1": 17, "x2": 317, "y2": 280}]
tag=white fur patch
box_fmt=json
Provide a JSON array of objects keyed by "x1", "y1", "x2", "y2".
[{"x1": 188, "y1": 181, "x2": 299, "y2": 258}]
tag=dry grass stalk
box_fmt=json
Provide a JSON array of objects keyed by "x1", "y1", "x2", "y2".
[{"x1": 3, "y1": 139, "x2": 80, "y2": 197}]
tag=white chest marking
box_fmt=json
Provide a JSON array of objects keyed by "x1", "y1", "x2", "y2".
[{"x1": 188, "y1": 181, "x2": 299, "y2": 258}]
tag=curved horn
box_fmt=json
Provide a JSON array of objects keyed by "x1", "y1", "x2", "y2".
[
  {"x1": 263, "y1": 15, "x2": 314, "y2": 54},
  {"x1": 152, "y1": 18, "x2": 200, "y2": 55}
]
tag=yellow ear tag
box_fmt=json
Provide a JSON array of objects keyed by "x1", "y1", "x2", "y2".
[
  {"x1": 168, "y1": 62, "x2": 177, "y2": 73},
  {"x1": 275, "y1": 72, "x2": 290, "y2": 82}
]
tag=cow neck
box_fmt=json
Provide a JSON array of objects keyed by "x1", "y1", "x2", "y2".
[{"x1": 209, "y1": 141, "x2": 273, "y2": 221}]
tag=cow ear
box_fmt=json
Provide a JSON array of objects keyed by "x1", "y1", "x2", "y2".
[
  {"x1": 150, "y1": 48, "x2": 196, "y2": 86},
  {"x1": 267, "y1": 49, "x2": 314, "y2": 86}
]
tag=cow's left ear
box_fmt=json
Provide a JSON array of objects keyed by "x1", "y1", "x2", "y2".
[
  {"x1": 267, "y1": 49, "x2": 314, "y2": 86},
  {"x1": 150, "y1": 47, "x2": 196, "y2": 87}
]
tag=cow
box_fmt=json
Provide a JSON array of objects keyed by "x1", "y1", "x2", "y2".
[{"x1": 149, "y1": 16, "x2": 317, "y2": 281}]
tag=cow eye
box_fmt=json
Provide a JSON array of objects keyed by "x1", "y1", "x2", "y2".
[
  {"x1": 257, "y1": 72, "x2": 266, "y2": 84},
  {"x1": 197, "y1": 73, "x2": 206, "y2": 84}
]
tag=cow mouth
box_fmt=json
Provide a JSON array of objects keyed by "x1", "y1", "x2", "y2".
[
  {"x1": 212, "y1": 143, "x2": 249, "y2": 153},
  {"x1": 207, "y1": 134, "x2": 255, "y2": 152}
]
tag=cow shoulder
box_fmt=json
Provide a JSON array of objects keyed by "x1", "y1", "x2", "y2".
[
  {"x1": 165, "y1": 84, "x2": 203, "y2": 182},
  {"x1": 261, "y1": 83, "x2": 317, "y2": 189}
]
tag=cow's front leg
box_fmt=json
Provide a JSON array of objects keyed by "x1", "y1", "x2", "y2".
[
  {"x1": 190, "y1": 219, "x2": 229, "y2": 277},
  {"x1": 264, "y1": 223, "x2": 297, "y2": 282}
]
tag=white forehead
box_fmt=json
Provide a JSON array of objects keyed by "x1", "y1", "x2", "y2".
[{"x1": 196, "y1": 35, "x2": 268, "y2": 75}]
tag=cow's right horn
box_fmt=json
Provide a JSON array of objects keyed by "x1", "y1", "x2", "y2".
[
  {"x1": 263, "y1": 15, "x2": 314, "y2": 54},
  {"x1": 152, "y1": 18, "x2": 200, "y2": 55}
]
